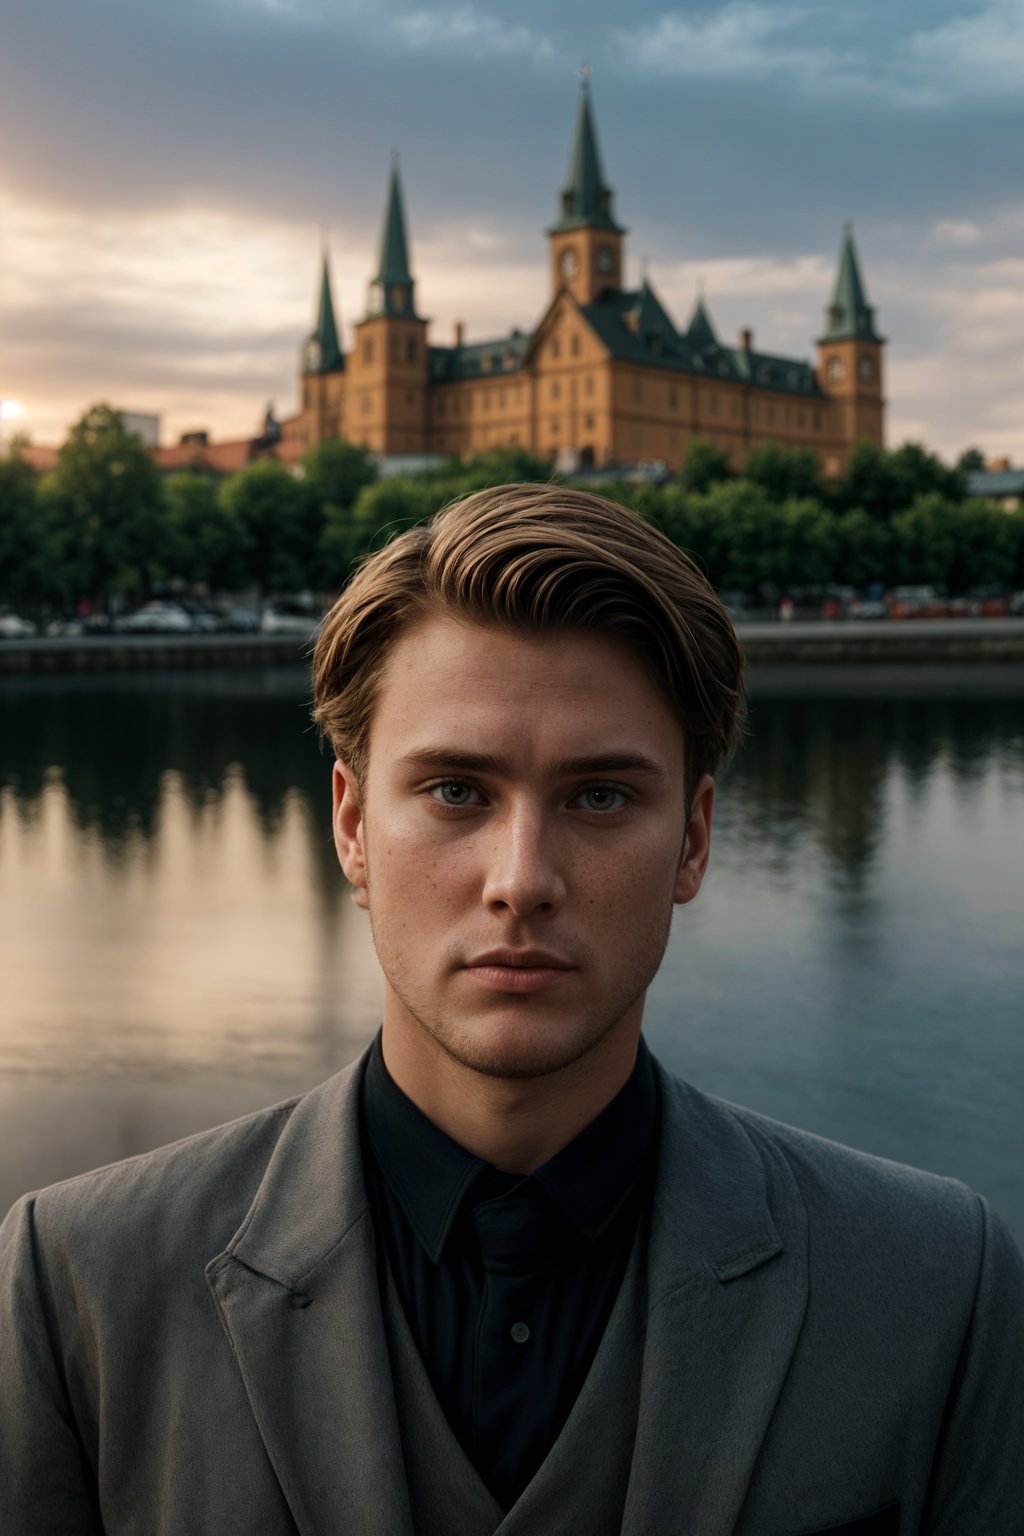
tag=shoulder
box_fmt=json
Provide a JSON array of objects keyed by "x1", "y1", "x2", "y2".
[
  {"x1": 655, "y1": 1063, "x2": 991, "y2": 1291},
  {"x1": 3, "y1": 1090, "x2": 305, "y2": 1283}
]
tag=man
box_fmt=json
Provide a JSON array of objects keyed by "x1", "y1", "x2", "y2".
[{"x1": 1, "y1": 483, "x2": 1022, "y2": 1535}]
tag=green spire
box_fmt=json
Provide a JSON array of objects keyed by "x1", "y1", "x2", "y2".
[
  {"x1": 365, "y1": 157, "x2": 419, "y2": 318},
  {"x1": 304, "y1": 251, "x2": 342, "y2": 373},
  {"x1": 821, "y1": 223, "x2": 880, "y2": 341},
  {"x1": 552, "y1": 78, "x2": 622, "y2": 233},
  {"x1": 685, "y1": 296, "x2": 718, "y2": 350}
]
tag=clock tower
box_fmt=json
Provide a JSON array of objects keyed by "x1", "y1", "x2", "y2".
[{"x1": 549, "y1": 77, "x2": 625, "y2": 306}]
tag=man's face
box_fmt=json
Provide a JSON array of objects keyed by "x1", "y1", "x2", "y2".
[{"x1": 333, "y1": 612, "x2": 713, "y2": 1081}]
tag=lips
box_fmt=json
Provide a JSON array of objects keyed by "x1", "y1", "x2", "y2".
[{"x1": 462, "y1": 949, "x2": 575, "y2": 994}]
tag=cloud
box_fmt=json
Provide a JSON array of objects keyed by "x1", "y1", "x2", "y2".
[
  {"x1": 906, "y1": 0, "x2": 1024, "y2": 100},
  {"x1": 615, "y1": 0, "x2": 1024, "y2": 108},
  {"x1": 393, "y1": 6, "x2": 554, "y2": 61},
  {"x1": 931, "y1": 220, "x2": 982, "y2": 248},
  {"x1": 613, "y1": 4, "x2": 840, "y2": 88}
]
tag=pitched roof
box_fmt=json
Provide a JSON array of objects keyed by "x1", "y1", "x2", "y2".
[
  {"x1": 428, "y1": 284, "x2": 822, "y2": 398},
  {"x1": 550, "y1": 80, "x2": 623, "y2": 234},
  {"x1": 820, "y1": 224, "x2": 881, "y2": 342},
  {"x1": 429, "y1": 329, "x2": 530, "y2": 382},
  {"x1": 307, "y1": 253, "x2": 343, "y2": 372},
  {"x1": 685, "y1": 297, "x2": 719, "y2": 350},
  {"x1": 376, "y1": 160, "x2": 413, "y2": 287}
]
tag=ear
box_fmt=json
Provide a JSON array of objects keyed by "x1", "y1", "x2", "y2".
[
  {"x1": 673, "y1": 773, "x2": 714, "y2": 906},
  {"x1": 332, "y1": 760, "x2": 369, "y2": 909}
]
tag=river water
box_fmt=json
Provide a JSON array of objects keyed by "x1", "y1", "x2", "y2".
[{"x1": 1, "y1": 666, "x2": 1022, "y2": 1243}]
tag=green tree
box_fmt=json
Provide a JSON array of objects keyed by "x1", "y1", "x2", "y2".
[
  {"x1": 49, "y1": 404, "x2": 167, "y2": 605},
  {"x1": 679, "y1": 438, "x2": 734, "y2": 495},
  {"x1": 833, "y1": 508, "x2": 892, "y2": 589},
  {"x1": 164, "y1": 472, "x2": 247, "y2": 590},
  {"x1": 346, "y1": 477, "x2": 446, "y2": 563},
  {"x1": 301, "y1": 438, "x2": 378, "y2": 512},
  {"x1": 0, "y1": 453, "x2": 40, "y2": 606},
  {"x1": 743, "y1": 441, "x2": 823, "y2": 503},
  {"x1": 946, "y1": 499, "x2": 1017, "y2": 593},
  {"x1": 219, "y1": 459, "x2": 320, "y2": 594},
  {"x1": 890, "y1": 495, "x2": 958, "y2": 589},
  {"x1": 775, "y1": 497, "x2": 839, "y2": 588},
  {"x1": 831, "y1": 441, "x2": 964, "y2": 520},
  {"x1": 956, "y1": 447, "x2": 986, "y2": 476}
]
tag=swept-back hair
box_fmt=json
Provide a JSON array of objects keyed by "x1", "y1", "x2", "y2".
[{"x1": 311, "y1": 482, "x2": 745, "y2": 802}]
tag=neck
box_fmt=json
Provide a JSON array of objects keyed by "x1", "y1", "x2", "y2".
[{"x1": 380, "y1": 1012, "x2": 643, "y2": 1174}]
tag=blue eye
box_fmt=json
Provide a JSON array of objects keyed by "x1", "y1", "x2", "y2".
[
  {"x1": 430, "y1": 781, "x2": 480, "y2": 807},
  {"x1": 576, "y1": 786, "x2": 627, "y2": 813}
]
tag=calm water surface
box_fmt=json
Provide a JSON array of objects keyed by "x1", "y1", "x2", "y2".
[{"x1": 1, "y1": 666, "x2": 1022, "y2": 1242}]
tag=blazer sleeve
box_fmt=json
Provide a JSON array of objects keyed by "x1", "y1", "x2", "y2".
[
  {"x1": 922, "y1": 1195, "x2": 1024, "y2": 1533},
  {"x1": 0, "y1": 1194, "x2": 104, "y2": 1536}
]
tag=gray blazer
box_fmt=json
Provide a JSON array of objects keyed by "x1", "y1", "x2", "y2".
[{"x1": 2, "y1": 1048, "x2": 1022, "y2": 1535}]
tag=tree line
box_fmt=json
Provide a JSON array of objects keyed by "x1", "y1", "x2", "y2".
[{"x1": 1, "y1": 403, "x2": 1022, "y2": 613}]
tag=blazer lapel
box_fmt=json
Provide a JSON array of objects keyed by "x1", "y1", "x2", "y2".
[
  {"x1": 622, "y1": 1069, "x2": 809, "y2": 1536},
  {"x1": 206, "y1": 1053, "x2": 413, "y2": 1536}
]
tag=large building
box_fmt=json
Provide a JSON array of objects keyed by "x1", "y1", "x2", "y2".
[{"x1": 279, "y1": 81, "x2": 885, "y2": 476}]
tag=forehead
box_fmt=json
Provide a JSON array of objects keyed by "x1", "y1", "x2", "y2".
[{"x1": 368, "y1": 613, "x2": 684, "y2": 772}]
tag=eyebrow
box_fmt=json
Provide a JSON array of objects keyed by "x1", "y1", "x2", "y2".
[{"x1": 396, "y1": 747, "x2": 669, "y2": 780}]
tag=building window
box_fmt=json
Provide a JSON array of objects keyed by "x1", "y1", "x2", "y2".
[
  {"x1": 551, "y1": 418, "x2": 559, "y2": 434},
  {"x1": 363, "y1": 340, "x2": 374, "y2": 364},
  {"x1": 585, "y1": 375, "x2": 594, "y2": 397},
  {"x1": 552, "y1": 338, "x2": 561, "y2": 359},
  {"x1": 406, "y1": 338, "x2": 416, "y2": 363},
  {"x1": 668, "y1": 386, "x2": 678, "y2": 409},
  {"x1": 826, "y1": 356, "x2": 845, "y2": 384},
  {"x1": 571, "y1": 334, "x2": 580, "y2": 357},
  {"x1": 391, "y1": 337, "x2": 400, "y2": 363},
  {"x1": 584, "y1": 413, "x2": 595, "y2": 431},
  {"x1": 551, "y1": 380, "x2": 561, "y2": 401}
]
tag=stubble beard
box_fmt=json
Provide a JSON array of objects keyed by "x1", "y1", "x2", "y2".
[{"x1": 366, "y1": 894, "x2": 676, "y2": 1083}]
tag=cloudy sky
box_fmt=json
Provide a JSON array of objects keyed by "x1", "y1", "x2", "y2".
[{"x1": 3, "y1": 0, "x2": 1023, "y2": 460}]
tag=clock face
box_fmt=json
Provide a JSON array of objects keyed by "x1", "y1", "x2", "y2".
[
  {"x1": 596, "y1": 246, "x2": 614, "y2": 275},
  {"x1": 368, "y1": 282, "x2": 384, "y2": 315},
  {"x1": 559, "y1": 247, "x2": 579, "y2": 279}
]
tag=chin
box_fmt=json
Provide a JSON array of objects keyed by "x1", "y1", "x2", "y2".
[{"x1": 429, "y1": 1013, "x2": 613, "y2": 1082}]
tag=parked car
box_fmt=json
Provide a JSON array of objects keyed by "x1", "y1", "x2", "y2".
[
  {"x1": 847, "y1": 598, "x2": 887, "y2": 620},
  {"x1": 1011, "y1": 592, "x2": 1024, "y2": 618},
  {"x1": 114, "y1": 602, "x2": 194, "y2": 634},
  {"x1": 260, "y1": 603, "x2": 321, "y2": 636},
  {"x1": 0, "y1": 610, "x2": 37, "y2": 639},
  {"x1": 887, "y1": 586, "x2": 947, "y2": 620}
]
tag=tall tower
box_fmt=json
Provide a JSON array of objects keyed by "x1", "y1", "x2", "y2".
[
  {"x1": 817, "y1": 224, "x2": 885, "y2": 450},
  {"x1": 301, "y1": 249, "x2": 345, "y2": 445},
  {"x1": 548, "y1": 77, "x2": 626, "y2": 306},
  {"x1": 349, "y1": 159, "x2": 428, "y2": 455}
]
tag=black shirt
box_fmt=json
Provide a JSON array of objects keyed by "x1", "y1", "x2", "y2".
[{"x1": 360, "y1": 1034, "x2": 658, "y2": 1509}]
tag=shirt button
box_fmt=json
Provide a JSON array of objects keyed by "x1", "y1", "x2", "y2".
[{"x1": 510, "y1": 1321, "x2": 530, "y2": 1344}]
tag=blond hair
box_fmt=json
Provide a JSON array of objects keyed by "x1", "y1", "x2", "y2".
[{"x1": 311, "y1": 482, "x2": 745, "y2": 802}]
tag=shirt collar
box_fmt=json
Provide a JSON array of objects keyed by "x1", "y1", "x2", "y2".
[{"x1": 361, "y1": 1032, "x2": 657, "y2": 1262}]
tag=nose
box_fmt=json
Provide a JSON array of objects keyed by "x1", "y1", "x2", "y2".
[{"x1": 481, "y1": 803, "x2": 567, "y2": 918}]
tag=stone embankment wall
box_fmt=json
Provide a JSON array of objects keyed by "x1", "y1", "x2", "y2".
[{"x1": 1, "y1": 621, "x2": 1024, "y2": 676}]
